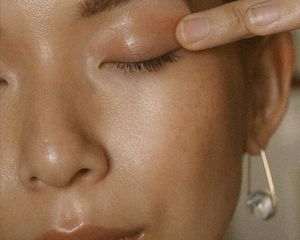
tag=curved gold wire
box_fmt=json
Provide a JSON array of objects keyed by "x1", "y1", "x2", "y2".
[
  {"x1": 246, "y1": 150, "x2": 277, "y2": 207},
  {"x1": 260, "y1": 150, "x2": 277, "y2": 207}
]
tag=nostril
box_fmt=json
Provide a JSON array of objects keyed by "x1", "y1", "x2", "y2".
[
  {"x1": 0, "y1": 79, "x2": 8, "y2": 87},
  {"x1": 77, "y1": 168, "x2": 91, "y2": 177},
  {"x1": 30, "y1": 176, "x2": 39, "y2": 184},
  {"x1": 70, "y1": 168, "x2": 92, "y2": 184},
  {"x1": 29, "y1": 169, "x2": 93, "y2": 188},
  {"x1": 28, "y1": 176, "x2": 42, "y2": 190}
]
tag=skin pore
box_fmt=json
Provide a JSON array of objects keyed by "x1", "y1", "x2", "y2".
[{"x1": 0, "y1": 0, "x2": 294, "y2": 240}]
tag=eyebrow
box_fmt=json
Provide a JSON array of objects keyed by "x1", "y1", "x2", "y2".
[{"x1": 80, "y1": 0, "x2": 191, "y2": 18}]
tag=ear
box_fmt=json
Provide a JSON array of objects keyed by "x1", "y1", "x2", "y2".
[{"x1": 245, "y1": 32, "x2": 295, "y2": 155}]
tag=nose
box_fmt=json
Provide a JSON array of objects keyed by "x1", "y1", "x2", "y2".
[{"x1": 18, "y1": 81, "x2": 109, "y2": 190}]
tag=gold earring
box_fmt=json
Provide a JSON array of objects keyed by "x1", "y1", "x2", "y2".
[{"x1": 246, "y1": 150, "x2": 277, "y2": 220}]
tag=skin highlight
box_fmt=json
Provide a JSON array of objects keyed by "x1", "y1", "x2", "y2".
[{"x1": 0, "y1": 0, "x2": 295, "y2": 240}]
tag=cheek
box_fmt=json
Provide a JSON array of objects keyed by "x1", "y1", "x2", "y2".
[
  {"x1": 84, "y1": 47, "x2": 246, "y2": 237},
  {"x1": 91, "y1": 47, "x2": 246, "y2": 237}
]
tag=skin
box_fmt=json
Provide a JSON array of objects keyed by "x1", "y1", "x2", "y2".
[{"x1": 0, "y1": 0, "x2": 295, "y2": 239}]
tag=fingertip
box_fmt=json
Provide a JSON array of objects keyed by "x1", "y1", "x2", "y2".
[
  {"x1": 246, "y1": 1, "x2": 280, "y2": 28},
  {"x1": 175, "y1": 15, "x2": 211, "y2": 51},
  {"x1": 175, "y1": 20, "x2": 188, "y2": 47}
]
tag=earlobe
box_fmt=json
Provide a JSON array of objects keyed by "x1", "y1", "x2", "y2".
[{"x1": 245, "y1": 32, "x2": 295, "y2": 155}]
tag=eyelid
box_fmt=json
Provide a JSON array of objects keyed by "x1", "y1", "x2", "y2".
[{"x1": 100, "y1": 48, "x2": 182, "y2": 73}]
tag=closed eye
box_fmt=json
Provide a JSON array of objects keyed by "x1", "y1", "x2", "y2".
[{"x1": 101, "y1": 50, "x2": 180, "y2": 73}]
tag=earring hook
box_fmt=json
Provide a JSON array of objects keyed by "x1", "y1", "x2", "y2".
[
  {"x1": 260, "y1": 150, "x2": 277, "y2": 206},
  {"x1": 246, "y1": 149, "x2": 277, "y2": 220}
]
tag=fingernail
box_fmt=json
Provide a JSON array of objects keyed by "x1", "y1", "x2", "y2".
[
  {"x1": 180, "y1": 17, "x2": 210, "y2": 44},
  {"x1": 248, "y1": 2, "x2": 280, "y2": 26}
]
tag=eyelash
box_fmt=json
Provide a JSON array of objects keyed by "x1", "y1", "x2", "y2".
[{"x1": 105, "y1": 51, "x2": 180, "y2": 73}]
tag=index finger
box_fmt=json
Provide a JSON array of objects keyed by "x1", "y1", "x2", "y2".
[{"x1": 176, "y1": 0, "x2": 300, "y2": 50}]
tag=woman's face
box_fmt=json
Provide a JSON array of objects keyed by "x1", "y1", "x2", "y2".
[{"x1": 0, "y1": 0, "x2": 247, "y2": 239}]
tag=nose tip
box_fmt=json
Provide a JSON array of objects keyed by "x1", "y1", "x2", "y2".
[{"x1": 19, "y1": 137, "x2": 110, "y2": 189}]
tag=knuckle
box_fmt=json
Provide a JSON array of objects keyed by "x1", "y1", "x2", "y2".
[
  {"x1": 231, "y1": 5, "x2": 245, "y2": 26},
  {"x1": 230, "y1": 5, "x2": 256, "y2": 37}
]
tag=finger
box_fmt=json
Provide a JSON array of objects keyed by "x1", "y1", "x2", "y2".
[{"x1": 176, "y1": 0, "x2": 300, "y2": 51}]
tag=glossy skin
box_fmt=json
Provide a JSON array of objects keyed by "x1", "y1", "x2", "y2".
[{"x1": 0, "y1": 0, "x2": 295, "y2": 240}]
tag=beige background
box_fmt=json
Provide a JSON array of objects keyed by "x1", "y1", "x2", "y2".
[{"x1": 224, "y1": 31, "x2": 300, "y2": 240}]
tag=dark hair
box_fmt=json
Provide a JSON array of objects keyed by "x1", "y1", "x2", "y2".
[{"x1": 186, "y1": 0, "x2": 234, "y2": 12}]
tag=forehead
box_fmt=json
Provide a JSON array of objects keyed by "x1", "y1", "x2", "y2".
[
  {"x1": 0, "y1": 0, "x2": 188, "y2": 26},
  {"x1": 0, "y1": 0, "x2": 189, "y2": 17}
]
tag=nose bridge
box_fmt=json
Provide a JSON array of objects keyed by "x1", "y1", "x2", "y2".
[
  {"x1": 18, "y1": 63, "x2": 108, "y2": 189},
  {"x1": 21, "y1": 78, "x2": 75, "y2": 185},
  {"x1": 23, "y1": 62, "x2": 70, "y2": 142},
  {"x1": 23, "y1": 88, "x2": 76, "y2": 163}
]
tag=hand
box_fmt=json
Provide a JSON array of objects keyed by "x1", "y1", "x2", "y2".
[{"x1": 176, "y1": 0, "x2": 300, "y2": 50}]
